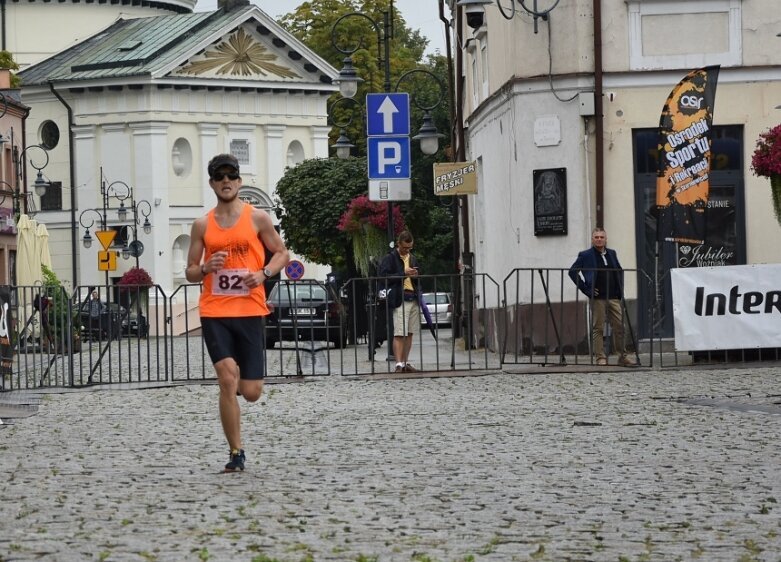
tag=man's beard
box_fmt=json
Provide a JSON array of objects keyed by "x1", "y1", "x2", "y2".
[{"x1": 216, "y1": 190, "x2": 239, "y2": 203}]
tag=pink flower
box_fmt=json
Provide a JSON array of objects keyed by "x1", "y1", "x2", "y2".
[
  {"x1": 337, "y1": 195, "x2": 405, "y2": 235},
  {"x1": 118, "y1": 266, "x2": 154, "y2": 289},
  {"x1": 751, "y1": 124, "x2": 781, "y2": 178}
]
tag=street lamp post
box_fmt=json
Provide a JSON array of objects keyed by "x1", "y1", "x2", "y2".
[
  {"x1": 73, "y1": 170, "x2": 152, "y2": 285},
  {"x1": 0, "y1": 181, "x2": 20, "y2": 228},
  {"x1": 331, "y1": 9, "x2": 394, "y2": 245},
  {"x1": 330, "y1": 9, "x2": 446, "y2": 246},
  {"x1": 0, "y1": 130, "x2": 51, "y2": 222}
]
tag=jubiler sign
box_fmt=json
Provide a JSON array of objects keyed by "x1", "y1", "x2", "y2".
[
  {"x1": 433, "y1": 162, "x2": 477, "y2": 196},
  {"x1": 671, "y1": 264, "x2": 781, "y2": 351}
]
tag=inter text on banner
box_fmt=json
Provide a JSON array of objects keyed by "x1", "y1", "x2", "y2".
[{"x1": 671, "y1": 264, "x2": 781, "y2": 351}]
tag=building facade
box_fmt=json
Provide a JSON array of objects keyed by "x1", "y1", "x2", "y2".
[
  {"x1": 451, "y1": 0, "x2": 781, "y2": 338},
  {"x1": 17, "y1": 2, "x2": 337, "y2": 299},
  {"x1": 0, "y1": 85, "x2": 29, "y2": 285}
]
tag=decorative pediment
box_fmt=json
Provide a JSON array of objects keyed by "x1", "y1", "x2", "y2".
[{"x1": 175, "y1": 26, "x2": 300, "y2": 80}]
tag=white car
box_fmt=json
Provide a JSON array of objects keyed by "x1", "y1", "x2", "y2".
[{"x1": 421, "y1": 292, "x2": 452, "y2": 326}]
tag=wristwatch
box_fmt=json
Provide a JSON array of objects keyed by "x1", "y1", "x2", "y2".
[{"x1": 263, "y1": 267, "x2": 273, "y2": 278}]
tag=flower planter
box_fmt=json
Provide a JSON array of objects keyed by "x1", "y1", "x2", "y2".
[{"x1": 772, "y1": 175, "x2": 781, "y2": 225}]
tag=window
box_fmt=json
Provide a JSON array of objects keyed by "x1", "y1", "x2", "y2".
[
  {"x1": 39, "y1": 181, "x2": 62, "y2": 211},
  {"x1": 627, "y1": 0, "x2": 741, "y2": 70},
  {"x1": 229, "y1": 139, "x2": 250, "y2": 166},
  {"x1": 40, "y1": 121, "x2": 60, "y2": 150},
  {"x1": 633, "y1": 125, "x2": 742, "y2": 175}
]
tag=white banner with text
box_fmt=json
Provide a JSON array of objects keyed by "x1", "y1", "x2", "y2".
[{"x1": 671, "y1": 264, "x2": 781, "y2": 351}]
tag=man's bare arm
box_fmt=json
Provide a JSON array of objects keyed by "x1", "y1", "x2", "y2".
[{"x1": 185, "y1": 217, "x2": 208, "y2": 283}]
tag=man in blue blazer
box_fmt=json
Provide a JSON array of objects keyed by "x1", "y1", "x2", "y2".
[{"x1": 569, "y1": 228, "x2": 637, "y2": 367}]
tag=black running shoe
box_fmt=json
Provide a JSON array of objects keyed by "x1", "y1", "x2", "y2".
[{"x1": 224, "y1": 449, "x2": 246, "y2": 472}]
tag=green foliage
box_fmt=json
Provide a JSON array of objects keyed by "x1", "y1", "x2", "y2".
[
  {"x1": 41, "y1": 265, "x2": 59, "y2": 288},
  {"x1": 41, "y1": 265, "x2": 78, "y2": 350},
  {"x1": 278, "y1": 1, "x2": 455, "y2": 276},
  {"x1": 0, "y1": 50, "x2": 20, "y2": 87},
  {"x1": 274, "y1": 157, "x2": 369, "y2": 269},
  {"x1": 350, "y1": 221, "x2": 387, "y2": 276},
  {"x1": 279, "y1": 0, "x2": 436, "y2": 160}
]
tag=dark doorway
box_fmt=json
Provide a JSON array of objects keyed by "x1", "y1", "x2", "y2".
[{"x1": 633, "y1": 126, "x2": 746, "y2": 339}]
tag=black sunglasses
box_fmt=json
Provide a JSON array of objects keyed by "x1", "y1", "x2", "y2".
[{"x1": 211, "y1": 172, "x2": 240, "y2": 181}]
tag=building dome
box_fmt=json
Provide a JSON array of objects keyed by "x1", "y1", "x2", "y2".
[{"x1": 2, "y1": 0, "x2": 198, "y2": 69}]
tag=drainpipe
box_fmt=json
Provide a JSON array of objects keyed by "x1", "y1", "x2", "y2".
[
  {"x1": 1, "y1": 0, "x2": 5, "y2": 51},
  {"x1": 451, "y1": 1, "x2": 474, "y2": 344},
  {"x1": 593, "y1": 0, "x2": 604, "y2": 227},
  {"x1": 47, "y1": 81, "x2": 78, "y2": 290},
  {"x1": 440, "y1": 0, "x2": 463, "y2": 338}
]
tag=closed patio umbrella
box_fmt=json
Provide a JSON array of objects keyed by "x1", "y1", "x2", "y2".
[
  {"x1": 36, "y1": 222, "x2": 52, "y2": 271},
  {"x1": 16, "y1": 214, "x2": 42, "y2": 288},
  {"x1": 16, "y1": 214, "x2": 42, "y2": 338}
]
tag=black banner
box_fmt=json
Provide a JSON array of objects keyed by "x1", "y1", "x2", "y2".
[{"x1": 657, "y1": 66, "x2": 720, "y2": 244}]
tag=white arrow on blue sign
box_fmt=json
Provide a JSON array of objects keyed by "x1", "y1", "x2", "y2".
[{"x1": 366, "y1": 93, "x2": 410, "y2": 136}]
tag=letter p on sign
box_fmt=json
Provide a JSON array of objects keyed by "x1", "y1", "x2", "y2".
[{"x1": 377, "y1": 141, "x2": 400, "y2": 173}]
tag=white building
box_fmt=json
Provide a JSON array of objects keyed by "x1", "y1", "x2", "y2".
[
  {"x1": 450, "y1": 0, "x2": 781, "y2": 340},
  {"x1": 16, "y1": 0, "x2": 337, "y2": 301}
]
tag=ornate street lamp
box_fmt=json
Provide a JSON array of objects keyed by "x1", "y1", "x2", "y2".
[
  {"x1": 78, "y1": 170, "x2": 153, "y2": 280},
  {"x1": 330, "y1": 9, "x2": 447, "y2": 244}
]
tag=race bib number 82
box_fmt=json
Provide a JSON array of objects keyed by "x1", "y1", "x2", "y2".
[{"x1": 211, "y1": 268, "x2": 250, "y2": 296}]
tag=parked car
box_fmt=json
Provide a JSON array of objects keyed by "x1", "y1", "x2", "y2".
[
  {"x1": 421, "y1": 292, "x2": 452, "y2": 326},
  {"x1": 78, "y1": 301, "x2": 148, "y2": 339},
  {"x1": 78, "y1": 300, "x2": 123, "y2": 341},
  {"x1": 265, "y1": 281, "x2": 348, "y2": 348},
  {"x1": 117, "y1": 304, "x2": 149, "y2": 337}
]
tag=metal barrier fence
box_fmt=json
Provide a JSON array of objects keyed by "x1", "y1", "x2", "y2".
[
  {"x1": 501, "y1": 268, "x2": 642, "y2": 367},
  {"x1": 3, "y1": 268, "x2": 779, "y2": 392},
  {"x1": 1, "y1": 274, "x2": 501, "y2": 391}
]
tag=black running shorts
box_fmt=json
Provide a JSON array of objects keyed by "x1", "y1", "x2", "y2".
[{"x1": 201, "y1": 316, "x2": 266, "y2": 380}]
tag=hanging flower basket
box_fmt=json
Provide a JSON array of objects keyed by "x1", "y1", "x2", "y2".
[
  {"x1": 772, "y1": 175, "x2": 781, "y2": 225},
  {"x1": 337, "y1": 195, "x2": 405, "y2": 276},
  {"x1": 118, "y1": 266, "x2": 154, "y2": 311},
  {"x1": 750, "y1": 123, "x2": 781, "y2": 223}
]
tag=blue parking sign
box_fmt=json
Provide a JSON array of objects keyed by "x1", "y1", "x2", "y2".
[
  {"x1": 366, "y1": 93, "x2": 410, "y2": 136},
  {"x1": 367, "y1": 136, "x2": 411, "y2": 179}
]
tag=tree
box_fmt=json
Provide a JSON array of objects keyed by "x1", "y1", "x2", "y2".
[
  {"x1": 0, "y1": 51, "x2": 20, "y2": 87},
  {"x1": 278, "y1": 1, "x2": 454, "y2": 277},
  {"x1": 273, "y1": 157, "x2": 370, "y2": 271},
  {"x1": 279, "y1": 0, "x2": 427, "y2": 157}
]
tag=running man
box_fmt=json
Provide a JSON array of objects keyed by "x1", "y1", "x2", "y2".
[{"x1": 186, "y1": 153, "x2": 289, "y2": 472}]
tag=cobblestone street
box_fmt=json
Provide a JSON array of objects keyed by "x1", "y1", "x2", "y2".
[{"x1": 1, "y1": 367, "x2": 781, "y2": 561}]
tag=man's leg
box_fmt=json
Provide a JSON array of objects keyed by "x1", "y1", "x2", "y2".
[
  {"x1": 239, "y1": 379, "x2": 264, "y2": 403},
  {"x1": 393, "y1": 336, "x2": 405, "y2": 363},
  {"x1": 215, "y1": 358, "x2": 242, "y2": 451},
  {"x1": 392, "y1": 303, "x2": 408, "y2": 370},
  {"x1": 591, "y1": 299, "x2": 607, "y2": 362},
  {"x1": 607, "y1": 299, "x2": 630, "y2": 360},
  {"x1": 400, "y1": 334, "x2": 413, "y2": 364}
]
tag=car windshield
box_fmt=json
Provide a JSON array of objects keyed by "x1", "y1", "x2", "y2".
[{"x1": 269, "y1": 284, "x2": 329, "y2": 303}]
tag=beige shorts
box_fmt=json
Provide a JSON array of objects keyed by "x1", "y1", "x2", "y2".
[{"x1": 393, "y1": 300, "x2": 420, "y2": 336}]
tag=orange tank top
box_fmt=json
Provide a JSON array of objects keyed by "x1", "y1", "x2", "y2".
[{"x1": 199, "y1": 203, "x2": 268, "y2": 317}]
